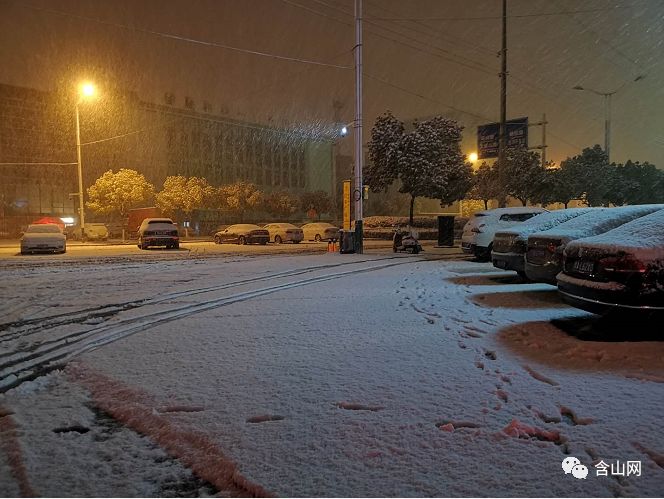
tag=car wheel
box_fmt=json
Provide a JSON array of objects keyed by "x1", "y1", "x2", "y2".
[
  {"x1": 173, "y1": 242, "x2": 179, "y2": 249},
  {"x1": 314, "y1": 234, "x2": 322, "y2": 242},
  {"x1": 214, "y1": 235, "x2": 221, "y2": 244},
  {"x1": 238, "y1": 236, "x2": 246, "y2": 245},
  {"x1": 293, "y1": 240, "x2": 300, "y2": 244},
  {"x1": 412, "y1": 246, "x2": 420, "y2": 254},
  {"x1": 476, "y1": 244, "x2": 492, "y2": 262},
  {"x1": 260, "y1": 241, "x2": 267, "y2": 245},
  {"x1": 274, "y1": 235, "x2": 282, "y2": 244}
]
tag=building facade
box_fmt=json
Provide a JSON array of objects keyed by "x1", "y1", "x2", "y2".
[{"x1": 0, "y1": 83, "x2": 333, "y2": 234}]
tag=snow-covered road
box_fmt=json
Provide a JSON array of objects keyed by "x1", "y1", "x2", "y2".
[{"x1": 1, "y1": 253, "x2": 662, "y2": 496}]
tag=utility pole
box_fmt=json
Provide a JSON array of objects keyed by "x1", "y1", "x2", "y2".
[
  {"x1": 604, "y1": 94, "x2": 611, "y2": 162},
  {"x1": 75, "y1": 103, "x2": 85, "y2": 236},
  {"x1": 527, "y1": 114, "x2": 548, "y2": 167},
  {"x1": 541, "y1": 113, "x2": 547, "y2": 166},
  {"x1": 353, "y1": 0, "x2": 364, "y2": 253},
  {"x1": 496, "y1": 0, "x2": 508, "y2": 207},
  {"x1": 498, "y1": 0, "x2": 507, "y2": 175}
]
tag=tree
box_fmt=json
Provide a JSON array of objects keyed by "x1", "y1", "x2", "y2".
[
  {"x1": 155, "y1": 176, "x2": 215, "y2": 235},
  {"x1": 86, "y1": 169, "x2": 154, "y2": 218},
  {"x1": 577, "y1": 145, "x2": 614, "y2": 206},
  {"x1": 469, "y1": 161, "x2": 501, "y2": 209},
  {"x1": 218, "y1": 181, "x2": 264, "y2": 222},
  {"x1": 499, "y1": 146, "x2": 547, "y2": 206},
  {"x1": 546, "y1": 161, "x2": 583, "y2": 208},
  {"x1": 608, "y1": 160, "x2": 664, "y2": 205},
  {"x1": 366, "y1": 111, "x2": 404, "y2": 192},
  {"x1": 367, "y1": 113, "x2": 472, "y2": 225},
  {"x1": 556, "y1": 145, "x2": 613, "y2": 207},
  {"x1": 264, "y1": 190, "x2": 299, "y2": 219},
  {"x1": 156, "y1": 176, "x2": 216, "y2": 217},
  {"x1": 300, "y1": 190, "x2": 332, "y2": 220}
]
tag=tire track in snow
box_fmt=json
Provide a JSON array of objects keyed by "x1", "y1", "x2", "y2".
[
  {"x1": 0, "y1": 258, "x2": 420, "y2": 393},
  {"x1": 0, "y1": 256, "x2": 409, "y2": 341}
]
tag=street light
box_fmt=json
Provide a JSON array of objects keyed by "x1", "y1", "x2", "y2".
[
  {"x1": 468, "y1": 152, "x2": 479, "y2": 163},
  {"x1": 573, "y1": 75, "x2": 644, "y2": 163},
  {"x1": 75, "y1": 81, "x2": 96, "y2": 238}
]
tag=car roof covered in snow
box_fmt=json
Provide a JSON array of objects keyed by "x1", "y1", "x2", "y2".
[
  {"x1": 495, "y1": 208, "x2": 595, "y2": 239},
  {"x1": 529, "y1": 205, "x2": 664, "y2": 243},
  {"x1": 564, "y1": 208, "x2": 664, "y2": 261}
]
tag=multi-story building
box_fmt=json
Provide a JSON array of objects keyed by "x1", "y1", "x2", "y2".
[{"x1": 0, "y1": 83, "x2": 333, "y2": 234}]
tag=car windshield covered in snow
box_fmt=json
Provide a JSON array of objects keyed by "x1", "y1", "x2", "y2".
[
  {"x1": 27, "y1": 224, "x2": 62, "y2": 233},
  {"x1": 530, "y1": 205, "x2": 664, "y2": 244},
  {"x1": 497, "y1": 208, "x2": 595, "y2": 240},
  {"x1": 564, "y1": 207, "x2": 664, "y2": 261}
]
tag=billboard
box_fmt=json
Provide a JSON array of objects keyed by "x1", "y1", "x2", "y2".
[{"x1": 477, "y1": 117, "x2": 528, "y2": 159}]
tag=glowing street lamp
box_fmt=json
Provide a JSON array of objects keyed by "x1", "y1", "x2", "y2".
[
  {"x1": 75, "y1": 82, "x2": 96, "y2": 238},
  {"x1": 468, "y1": 152, "x2": 479, "y2": 163}
]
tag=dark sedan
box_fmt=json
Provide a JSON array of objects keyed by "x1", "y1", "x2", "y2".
[
  {"x1": 557, "y1": 209, "x2": 664, "y2": 317},
  {"x1": 214, "y1": 224, "x2": 269, "y2": 245},
  {"x1": 492, "y1": 208, "x2": 593, "y2": 276},
  {"x1": 525, "y1": 205, "x2": 663, "y2": 284}
]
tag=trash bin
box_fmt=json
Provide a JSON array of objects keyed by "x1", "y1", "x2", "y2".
[
  {"x1": 339, "y1": 229, "x2": 355, "y2": 254},
  {"x1": 437, "y1": 215, "x2": 455, "y2": 247}
]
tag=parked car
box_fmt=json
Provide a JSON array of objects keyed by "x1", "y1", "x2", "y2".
[
  {"x1": 525, "y1": 205, "x2": 664, "y2": 284},
  {"x1": 491, "y1": 208, "x2": 594, "y2": 275},
  {"x1": 301, "y1": 222, "x2": 339, "y2": 242},
  {"x1": 461, "y1": 207, "x2": 547, "y2": 260},
  {"x1": 214, "y1": 224, "x2": 269, "y2": 245},
  {"x1": 264, "y1": 223, "x2": 304, "y2": 244},
  {"x1": 67, "y1": 223, "x2": 109, "y2": 241},
  {"x1": 557, "y1": 208, "x2": 664, "y2": 317},
  {"x1": 137, "y1": 218, "x2": 179, "y2": 249},
  {"x1": 20, "y1": 224, "x2": 66, "y2": 254}
]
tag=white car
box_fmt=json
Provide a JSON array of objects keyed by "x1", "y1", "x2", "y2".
[
  {"x1": 301, "y1": 222, "x2": 339, "y2": 242},
  {"x1": 20, "y1": 224, "x2": 67, "y2": 254},
  {"x1": 461, "y1": 207, "x2": 547, "y2": 260},
  {"x1": 264, "y1": 223, "x2": 304, "y2": 244}
]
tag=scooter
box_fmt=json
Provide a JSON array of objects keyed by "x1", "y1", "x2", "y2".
[{"x1": 393, "y1": 227, "x2": 423, "y2": 254}]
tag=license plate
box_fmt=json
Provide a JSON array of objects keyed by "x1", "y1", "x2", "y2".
[{"x1": 573, "y1": 259, "x2": 594, "y2": 274}]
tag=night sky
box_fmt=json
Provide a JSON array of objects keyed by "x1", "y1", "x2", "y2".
[{"x1": 1, "y1": 0, "x2": 662, "y2": 165}]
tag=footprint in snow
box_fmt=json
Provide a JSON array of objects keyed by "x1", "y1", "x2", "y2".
[
  {"x1": 337, "y1": 402, "x2": 383, "y2": 412},
  {"x1": 246, "y1": 414, "x2": 285, "y2": 423},
  {"x1": 560, "y1": 406, "x2": 593, "y2": 426}
]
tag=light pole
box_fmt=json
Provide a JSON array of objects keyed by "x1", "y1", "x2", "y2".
[
  {"x1": 573, "y1": 75, "x2": 644, "y2": 163},
  {"x1": 75, "y1": 82, "x2": 96, "y2": 238},
  {"x1": 353, "y1": 0, "x2": 364, "y2": 253}
]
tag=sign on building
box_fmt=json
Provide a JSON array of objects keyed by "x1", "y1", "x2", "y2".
[{"x1": 477, "y1": 117, "x2": 528, "y2": 159}]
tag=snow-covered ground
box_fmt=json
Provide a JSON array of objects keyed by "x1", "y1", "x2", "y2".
[{"x1": 1, "y1": 253, "x2": 662, "y2": 497}]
